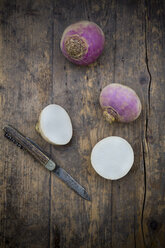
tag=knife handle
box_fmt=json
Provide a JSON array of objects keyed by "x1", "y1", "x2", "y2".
[{"x1": 3, "y1": 125, "x2": 56, "y2": 171}]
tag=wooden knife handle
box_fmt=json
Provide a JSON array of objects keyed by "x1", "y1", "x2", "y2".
[{"x1": 3, "y1": 125, "x2": 55, "y2": 170}]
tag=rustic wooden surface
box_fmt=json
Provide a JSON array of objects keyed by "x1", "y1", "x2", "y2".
[{"x1": 0, "y1": 0, "x2": 165, "y2": 247}]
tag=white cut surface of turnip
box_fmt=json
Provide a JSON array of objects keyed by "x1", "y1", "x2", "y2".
[
  {"x1": 91, "y1": 136, "x2": 134, "y2": 180},
  {"x1": 37, "y1": 104, "x2": 73, "y2": 145}
]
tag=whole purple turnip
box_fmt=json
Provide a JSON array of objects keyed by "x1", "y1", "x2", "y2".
[
  {"x1": 100, "y1": 84, "x2": 142, "y2": 123},
  {"x1": 60, "y1": 21, "x2": 105, "y2": 65}
]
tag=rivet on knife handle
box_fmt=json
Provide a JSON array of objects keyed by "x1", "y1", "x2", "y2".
[{"x1": 45, "y1": 160, "x2": 56, "y2": 171}]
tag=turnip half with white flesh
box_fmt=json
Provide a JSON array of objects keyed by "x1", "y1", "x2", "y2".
[
  {"x1": 36, "y1": 104, "x2": 73, "y2": 145},
  {"x1": 91, "y1": 136, "x2": 134, "y2": 180}
]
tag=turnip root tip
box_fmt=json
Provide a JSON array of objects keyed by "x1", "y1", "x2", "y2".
[{"x1": 35, "y1": 122, "x2": 40, "y2": 133}]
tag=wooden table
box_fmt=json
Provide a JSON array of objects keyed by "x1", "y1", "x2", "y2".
[{"x1": 0, "y1": 0, "x2": 165, "y2": 247}]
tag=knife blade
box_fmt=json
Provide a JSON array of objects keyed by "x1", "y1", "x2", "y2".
[
  {"x1": 53, "y1": 165, "x2": 90, "y2": 201},
  {"x1": 3, "y1": 125, "x2": 91, "y2": 201}
]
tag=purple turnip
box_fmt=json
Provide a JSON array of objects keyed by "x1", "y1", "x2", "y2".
[
  {"x1": 60, "y1": 21, "x2": 105, "y2": 65},
  {"x1": 100, "y1": 84, "x2": 142, "y2": 123}
]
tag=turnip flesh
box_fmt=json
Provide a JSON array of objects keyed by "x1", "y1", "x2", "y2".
[
  {"x1": 37, "y1": 104, "x2": 73, "y2": 145},
  {"x1": 91, "y1": 136, "x2": 134, "y2": 180}
]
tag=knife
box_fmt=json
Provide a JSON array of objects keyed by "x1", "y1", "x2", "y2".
[{"x1": 3, "y1": 125, "x2": 90, "y2": 201}]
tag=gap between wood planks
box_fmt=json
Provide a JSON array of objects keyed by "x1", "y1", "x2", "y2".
[{"x1": 140, "y1": 1, "x2": 152, "y2": 247}]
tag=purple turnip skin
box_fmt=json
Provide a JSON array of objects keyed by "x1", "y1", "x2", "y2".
[
  {"x1": 60, "y1": 21, "x2": 105, "y2": 65},
  {"x1": 100, "y1": 84, "x2": 142, "y2": 123}
]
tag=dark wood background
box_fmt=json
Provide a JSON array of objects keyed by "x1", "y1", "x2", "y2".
[{"x1": 0, "y1": 0, "x2": 165, "y2": 247}]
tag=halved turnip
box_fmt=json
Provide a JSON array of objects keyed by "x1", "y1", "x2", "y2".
[
  {"x1": 91, "y1": 136, "x2": 134, "y2": 180},
  {"x1": 36, "y1": 104, "x2": 73, "y2": 145}
]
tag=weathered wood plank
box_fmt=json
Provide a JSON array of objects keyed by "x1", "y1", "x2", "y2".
[
  {"x1": 106, "y1": 1, "x2": 149, "y2": 248},
  {"x1": 143, "y1": 0, "x2": 165, "y2": 247},
  {"x1": 0, "y1": 0, "x2": 53, "y2": 247},
  {"x1": 51, "y1": 1, "x2": 115, "y2": 247}
]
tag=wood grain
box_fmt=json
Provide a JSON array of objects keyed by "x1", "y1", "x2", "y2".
[
  {"x1": 0, "y1": 0, "x2": 165, "y2": 247},
  {"x1": 143, "y1": 0, "x2": 165, "y2": 247},
  {"x1": 0, "y1": 0, "x2": 53, "y2": 247}
]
